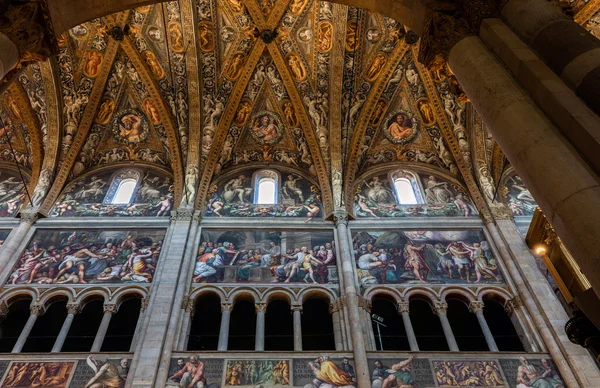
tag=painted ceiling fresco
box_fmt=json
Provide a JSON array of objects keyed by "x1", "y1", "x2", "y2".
[{"x1": 1, "y1": 0, "x2": 582, "y2": 218}]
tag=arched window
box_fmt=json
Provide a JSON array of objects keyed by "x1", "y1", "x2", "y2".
[
  {"x1": 252, "y1": 170, "x2": 279, "y2": 204},
  {"x1": 188, "y1": 293, "x2": 221, "y2": 351},
  {"x1": 301, "y1": 298, "x2": 335, "y2": 351},
  {"x1": 112, "y1": 179, "x2": 137, "y2": 204},
  {"x1": 393, "y1": 178, "x2": 418, "y2": 204},
  {"x1": 371, "y1": 295, "x2": 409, "y2": 351}
]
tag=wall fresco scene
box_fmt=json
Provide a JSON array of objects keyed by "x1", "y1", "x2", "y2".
[
  {"x1": 352, "y1": 230, "x2": 503, "y2": 286},
  {"x1": 50, "y1": 168, "x2": 173, "y2": 217},
  {"x1": 195, "y1": 230, "x2": 336, "y2": 284},
  {"x1": 501, "y1": 173, "x2": 537, "y2": 217},
  {"x1": 0, "y1": 357, "x2": 129, "y2": 388},
  {"x1": 354, "y1": 172, "x2": 477, "y2": 218},
  {"x1": 9, "y1": 229, "x2": 165, "y2": 285},
  {"x1": 204, "y1": 169, "x2": 322, "y2": 221},
  {"x1": 0, "y1": 170, "x2": 27, "y2": 218}
]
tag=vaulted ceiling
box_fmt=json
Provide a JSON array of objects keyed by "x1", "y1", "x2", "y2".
[{"x1": 1, "y1": 0, "x2": 597, "y2": 216}]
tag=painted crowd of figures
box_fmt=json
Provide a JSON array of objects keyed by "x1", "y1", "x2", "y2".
[
  {"x1": 51, "y1": 171, "x2": 173, "y2": 217},
  {"x1": 194, "y1": 232, "x2": 336, "y2": 284},
  {"x1": 353, "y1": 231, "x2": 502, "y2": 286},
  {"x1": 354, "y1": 175, "x2": 477, "y2": 218},
  {"x1": 9, "y1": 230, "x2": 164, "y2": 285},
  {"x1": 205, "y1": 172, "x2": 322, "y2": 221},
  {"x1": 504, "y1": 175, "x2": 537, "y2": 216},
  {"x1": 0, "y1": 173, "x2": 26, "y2": 218}
]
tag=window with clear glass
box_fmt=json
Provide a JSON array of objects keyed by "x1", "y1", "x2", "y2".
[
  {"x1": 112, "y1": 179, "x2": 137, "y2": 204},
  {"x1": 256, "y1": 178, "x2": 276, "y2": 204},
  {"x1": 394, "y1": 178, "x2": 418, "y2": 204}
]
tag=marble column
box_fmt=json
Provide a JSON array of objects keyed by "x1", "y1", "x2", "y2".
[
  {"x1": 434, "y1": 302, "x2": 458, "y2": 351},
  {"x1": 469, "y1": 301, "x2": 498, "y2": 352},
  {"x1": 330, "y1": 302, "x2": 344, "y2": 351},
  {"x1": 448, "y1": 35, "x2": 600, "y2": 301},
  {"x1": 334, "y1": 212, "x2": 371, "y2": 388},
  {"x1": 0, "y1": 211, "x2": 38, "y2": 275},
  {"x1": 255, "y1": 303, "x2": 266, "y2": 351},
  {"x1": 500, "y1": 0, "x2": 600, "y2": 114},
  {"x1": 12, "y1": 305, "x2": 43, "y2": 353},
  {"x1": 398, "y1": 302, "x2": 419, "y2": 351},
  {"x1": 91, "y1": 304, "x2": 116, "y2": 352},
  {"x1": 51, "y1": 304, "x2": 80, "y2": 353},
  {"x1": 291, "y1": 305, "x2": 302, "y2": 351},
  {"x1": 0, "y1": 33, "x2": 19, "y2": 82},
  {"x1": 217, "y1": 303, "x2": 232, "y2": 352}
]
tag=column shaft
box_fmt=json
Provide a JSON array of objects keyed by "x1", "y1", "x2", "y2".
[
  {"x1": 91, "y1": 310, "x2": 114, "y2": 352},
  {"x1": 435, "y1": 304, "x2": 459, "y2": 351},
  {"x1": 12, "y1": 313, "x2": 39, "y2": 353},
  {"x1": 217, "y1": 307, "x2": 231, "y2": 351},
  {"x1": 448, "y1": 35, "x2": 600, "y2": 301},
  {"x1": 292, "y1": 308, "x2": 302, "y2": 351},
  {"x1": 400, "y1": 308, "x2": 419, "y2": 351},
  {"x1": 51, "y1": 312, "x2": 76, "y2": 353},
  {"x1": 255, "y1": 306, "x2": 266, "y2": 351},
  {"x1": 470, "y1": 303, "x2": 498, "y2": 352},
  {"x1": 0, "y1": 218, "x2": 36, "y2": 276},
  {"x1": 331, "y1": 310, "x2": 343, "y2": 351}
]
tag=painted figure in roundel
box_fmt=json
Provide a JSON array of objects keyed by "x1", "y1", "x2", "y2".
[
  {"x1": 365, "y1": 53, "x2": 387, "y2": 82},
  {"x1": 287, "y1": 53, "x2": 308, "y2": 81},
  {"x1": 168, "y1": 22, "x2": 185, "y2": 53},
  {"x1": 225, "y1": 53, "x2": 246, "y2": 80},
  {"x1": 143, "y1": 51, "x2": 165, "y2": 79},
  {"x1": 96, "y1": 99, "x2": 115, "y2": 125},
  {"x1": 418, "y1": 99, "x2": 436, "y2": 125},
  {"x1": 234, "y1": 100, "x2": 252, "y2": 126},
  {"x1": 84, "y1": 51, "x2": 103, "y2": 78},
  {"x1": 143, "y1": 99, "x2": 161, "y2": 125},
  {"x1": 198, "y1": 22, "x2": 215, "y2": 53},
  {"x1": 249, "y1": 111, "x2": 283, "y2": 145},
  {"x1": 317, "y1": 22, "x2": 333, "y2": 52},
  {"x1": 112, "y1": 109, "x2": 150, "y2": 145},
  {"x1": 383, "y1": 110, "x2": 419, "y2": 144}
]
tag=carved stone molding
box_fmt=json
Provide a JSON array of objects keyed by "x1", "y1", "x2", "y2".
[
  {"x1": 469, "y1": 301, "x2": 485, "y2": 313},
  {"x1": 104, "y1": 304, "x2": 118, "y2": 314},
  {"x1": 434, "y1": 302, "x2": 448, "y2": 314}
]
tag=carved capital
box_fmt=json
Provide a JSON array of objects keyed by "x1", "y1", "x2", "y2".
[
  {"x1": 171, "y1": 207, "x2": 195, "y2": 221},
  {"x1": 291, "y1": 305, "x2": 303, "y2": 313},
  {"x1": 255, "y1": 303, "x2": 267, "y2": 313},
  {"x1": 398, "y1": 302, "x2": 410, "y2": 314},
  {"x1": 0, "y1": 0, "x2": 58, "y2": 67},
  {"x1": 30, "y1": 304, "x2": 44, "y2": 316},
  {"x1": 221, "y1": 303, "x2": 233, "y2": 313},
  {"x1": 140, "y1": 298, "x2": 149, "y2": 312},
  {"x1": 434, "y1": 302, "x2": 448, "y2": 315},
  {"x1": 66, "y1": 303, "x2": 81, "y2": 315},
  {"x1": 103, "y1": 304, "x2": 117, "y2": 314},
  {"x1": 0, "y1": 303, "x2": 9, "y2": 319},
  {"x1": 469, "y1": 301, "x2": 484, "y2": 313},
  {"x1": 333, "y1": 210, "x2": 348, "y2": 227},
  {"x1": 489, "y1": 202, "x2": 515, "y2": 222},
  {"x1": 19, "y1": 210, "x2": 40, "y2": 226}
]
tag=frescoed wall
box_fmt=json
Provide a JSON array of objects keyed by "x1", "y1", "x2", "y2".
[
  {"x1": 204, "y1": 168, "x2": 322, "y2": 221},
  {"x1": 353, "y1": 171, "x2": 477, "y2": 218},
  {"x1": 9, "y1": 229, "x2": 165, "y2": 285},
  {"x1": 0, "y1": 170, "x2": 28, "y2": 218},
  {"x1": 50, "y1": 167, "x2": 173, "y2": 217},
  {"x1": 367, "y1": 357, "x2": 433, "y2": 387},
  {"x1": 352, "y1": 230, "x2": 503, "y2": 286},
  {"x1": 195, "y1": 230, "x2": 336, "y2": 284},
  {"x1": 0, "y1": 357, "x2": 130, "y2": 388},
  {"x1": 293, "y1": 357, "x2": 357, "y2": 387},
  {"x1": 501, "y1": 173, "x2": 537, "y2": 217}
]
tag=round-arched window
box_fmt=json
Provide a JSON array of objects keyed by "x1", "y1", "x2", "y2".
[
  {"x1": 393, "y1": 177, "x2": 418, "y2": 205},
  {"x1": 112, "y1": 179, "x2": 137, "y2": 204},
  {"x1": 256, "y1": 178, "x2": 276, "y2": 204}
]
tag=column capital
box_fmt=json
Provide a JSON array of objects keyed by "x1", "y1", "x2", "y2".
[
  {"x1": 18, "y1": 210, "x2": 40, "y2": 226},
  {"x1": 171, "y1": 207, "x2": 195, "y2": 221},
  {"x1": 0, "y1": 302, "x2": 8, "y2": 319},
  {"x1": 221, "y1": 303, "x2": 233, "y2": 313},
  {"x1": 504, "y1": 297, "x2": 522, "y2": 316},
  {"x1": 469, "y1": 301, "x2": 485, "y2": 313},
  {"x1": 398, "y1": 302, "x2": 410, "y2": 314},
  {"x1": 291, "y1": 305, "x2": 303, "y2": 313},
  {"x1": 30, "y1": 304, "x2": 44, "y2": 316},
  {"x1": 488, "y1": 203, "x2": 515, "y2": 222},
  {"x1": 140, "y1": 298, "x2": 149, "y2": 312},
  {"x1": 103, "y1": 304, "x2": 117, "y2": 314},
  {"x1": 333, "y1": 210, "x2": 349, "y2": 227},
  {"x1": 184, "y1": 299, "x2": 195, "y2": 313},
  {"x1": 255, "y1": 303, "x2": 267, "y2": 313},
  {"x1": 0, "y1": 1, "x2": 58, "y2": 69},
  {"x1": 434, "y1": 302, "x2": 448, "y2": 315},
  {"x1": 66, "y1": 304, "x2": 81, "y2": 315}
]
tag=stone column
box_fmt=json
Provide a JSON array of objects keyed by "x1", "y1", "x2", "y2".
[
  {"x1": 334, "y1": 212, "x2": 371, "y2": 388},
  {"x1": 51, "y1": 304, "x2": 80, "y2": 353},
  {"x1": 0, "y1": 211, "x2": 38, "y2": 275},
  {"x1": 12, "y1": 305, "x2": 43, "y2": 353},
  {"x1": 178, "y1": 297, "x2": 194, "y2": 351},
  {"x1": 398, "y1": 302, "x2": 419, "y2": 351},
  {"x1": 329, "y1": 302, "x2": 344, "y2": 351},
  {"x1": 217, "y1": 303, "x2": 232, "y2": 352},
  {"x1": 469, "y1": 301, "x2": 498, "y2": 352},
  {"x1": 91, "y1": 304, "x2": 116, "y2": 352},
  {"x1": 500, "y1": 0, "x2": 600, "y2": 114},
  {"x1": 434, "y1": 302, "x2": 459, "y2": 351},
  {"x1": 255, "y1": 303, "x2": 266, "y2": 351},
  {"x1": 448, "y1": 35, "x2": 600, "y2": 301},
  {"x1": 291, "y1": 305, "x2": 302, "y2": 351}
]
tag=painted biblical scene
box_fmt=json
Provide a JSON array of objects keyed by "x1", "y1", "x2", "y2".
[
  {"x1": 195, "y1": 230, "x2": 337, "y2": 284},
  {"x1": 293, "y1": 356, "x2": 357, "y2": 387},
  {"x1": 501, "y1": 173, "x2": 537, "y2": 216},
  {"x1": 432, "y1": 361, "x2": 506, "y2": 387},
  {"x1": 352, "y1": 230, "x2": 503, "y2": 286},
  {"x1": 166, "y1": 357, "x2": 222, "y2": 388},
  {"x1": 0, "y1": 361, "x2": 75, "y2": 387},
  {"x1": 50, "y1": 168, "x2": 174, "y2": 217},
  {"x1": 0, "y1": 170, "x2": 27, "y2": 218},
  {"x1": 9, "y1": 229, "x2": 165, "y2": 285},
  {"x1": 69, "y1": 357, "x2": 130, "y2": 388},
  {"x1": 367, "y1": 357, "x2": 435, "y2": 388},
  {"x1": 354, "y1": 172, "x2": 477, "y2": 218},
  {"x1": 204, "y1": 169, "x2": 322, "y2": 221},
  {"x1": 499, "y1": 357, "x2": 565, "y2": 388},
  {"x1": 224, "y1": 360, "x2": 290, "y2": 386}
]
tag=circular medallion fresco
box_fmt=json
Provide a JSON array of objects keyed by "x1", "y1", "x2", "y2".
[
  {"x1": 248, "y1": 111, "x2": 284, "y2": 145},
  {"x1": 382, "y1": 110, "x2": 419, "y2": 145},
  {"x1": 112, "y1": 109, "x2": 150, "y2": 146}
]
